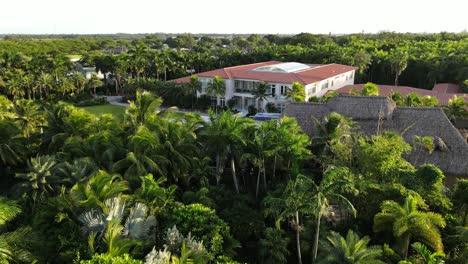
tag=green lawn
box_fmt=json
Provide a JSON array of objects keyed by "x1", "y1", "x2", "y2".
[{"x1": 80, "y1": 104, "x2": 126, "y2": 119}]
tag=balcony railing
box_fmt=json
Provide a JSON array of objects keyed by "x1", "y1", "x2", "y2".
[{"x1": 235, "y1": 88, "x2": 255, "y2": 93}]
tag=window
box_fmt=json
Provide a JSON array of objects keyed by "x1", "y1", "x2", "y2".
[
  {"x1": 210, "y1": 96, "x2": 217, "y2": 107},
  {"x1": 269, "y1": 84, "x2": 276, "y2": 96},
  {"x1": 219, "y1": 97, "x2": 226, "y2": 107},
  {"x1": 278, "y1": 103, "x2": 286, "y2": 113},
  {"x1": 280, "y1": 85, "x2": 288, "y2": 95},
  {"x1": 307, "y1": 84, "x2": 317, "y2": 95},
  {"x1": 321, "y1": 81, "x2": 329, "y2": 89}
]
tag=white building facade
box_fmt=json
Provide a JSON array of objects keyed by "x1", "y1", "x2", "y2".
[{"x1": 175, "y1": 61, "x2": 356, "y2": 112}]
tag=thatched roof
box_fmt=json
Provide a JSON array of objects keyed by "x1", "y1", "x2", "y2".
[{"x1": 284, "y1": 94, "x2": 468, "y2": 177}]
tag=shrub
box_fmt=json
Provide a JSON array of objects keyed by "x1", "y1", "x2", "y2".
[
  {"x1": 165, "y1": 203, "x2": 237, "y2": 257},
  {"x1": 78, "y1": 253, "x2": 143, "y2": 264}
]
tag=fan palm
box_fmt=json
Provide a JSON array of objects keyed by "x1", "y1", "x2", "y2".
[
  {"x1": 319, "y1": 230, "x2": 385, "y2": 264},
  {"x1": 78, "y1": 197, "x2": 155, "y2": 256},
  {"x1": 373, "y1": 195, "x2": 446, "y2": 260}
]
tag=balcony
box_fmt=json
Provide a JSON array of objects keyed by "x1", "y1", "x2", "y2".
[{"x1": 235, "y1": 88, "x2": 255, "y2": 93}]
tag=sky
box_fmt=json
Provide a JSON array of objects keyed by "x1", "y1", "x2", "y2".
[{"x1": 1, "y1": 0, "x2": 467, "y2": 35}]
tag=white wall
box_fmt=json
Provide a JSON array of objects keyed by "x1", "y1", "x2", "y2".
[{"x1": 315, "y1": 70, "x2": 355, "y2": 97}]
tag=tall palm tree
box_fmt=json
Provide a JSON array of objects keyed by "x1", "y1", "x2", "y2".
[
  {"x1": 70, "y1": 71, "x2": 87, "y2": 95},
  {"x1": 319, "y1": 230, "x2": 385, "y2": 264},
  {"x1": 263, "y1": 174, "x2": 317, "y2": 264},
  {"x1": 12, "y1": 99, "x2": 44, "y2": 138},
  {"x1": 206, "y1": 76, "x2": 225, "y2": 112},
  {"x1": 6, "y1": 74, "x2": 25, "y2": 100},
  {"x1": 202, "y1": 110, "x2": 253, "y2": 193},
  {"x1": 252, "y1": 82, "x2": 269, "y2": 112},
  {"x1": 113, "y1": 125, "x2": 168, "y2": 183},
  {"x1": 373, "y1": 195, "x2": 446, "y2": 260},
  {"x1": 36, "y1": 72, "x2": 54, "y2": 99},
  {"x1": 189, "y1": 75, "x2": 202, "y2": 109},
  {"x1": 125, "y1": 89, "x2": 163, "y2": 128},
  {"x1": 310, "y1": 167, "x2": 357, "y2": 263},
  {"x1": 88, "y1": 73, "x2": 104, "y2": 95}
]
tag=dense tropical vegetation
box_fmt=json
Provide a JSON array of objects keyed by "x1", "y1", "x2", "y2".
[{"x1": 0, "y1": 32, "x2": 467, "y2": 263}]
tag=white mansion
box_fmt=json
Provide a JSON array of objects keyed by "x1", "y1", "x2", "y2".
[{"x1": 174, "y1": 61, "x2": 356, "y2": 112}]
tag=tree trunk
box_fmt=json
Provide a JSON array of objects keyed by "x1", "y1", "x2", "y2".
[
  {"x1": 262, "y1": 159, "x2": 267, "y2": 191},
  {"x1": 296, "y1": 211, "x2": 303, "y2": 264},
  {"x1": 403, "y1": 233, "x2": 411, "y2": 260},
  {"x1": 255, "y1": 166, "x2": 261, "y2": 198},
  {"x1": 395, "y1": 73, "x2": 399, "y2": 86},
  {"x1": 231, "y1": 158, "x2": 240, "y2": 194},
  {"x1": 272, "y1": 155, "x2": 277, "y2": 180},
  {"x1": 312, "y1": 213, "x2": 321, "y2": 263}
]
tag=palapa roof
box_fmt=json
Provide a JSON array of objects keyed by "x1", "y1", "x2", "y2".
[
  {"x1": 284, "y1": 94, "x2": 468, "y2": 177},
  {"x1": 336, "y1": 83, "x2": 468, "y2": 106}
]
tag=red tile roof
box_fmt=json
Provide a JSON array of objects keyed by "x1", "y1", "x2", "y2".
[
  {"x1": 172, "y1": 61, "x2": 356, "y2": 85},
  {"x1": 336, "y1": 84, "x2": 468, "y2": 106},
  {"x1": 432, "y1": 83, "x2": 461, "y2": 93}
]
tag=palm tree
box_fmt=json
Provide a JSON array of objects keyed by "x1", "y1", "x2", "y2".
[
  {"x1": 125, "y1": 89, "x2": 163, "y2": 128},
  {"x1": 206, "y1": 76, "x2": 225, "y2": 112},
  {"x1": 286, "y1": 82, "x2": 306, "y2": 102},
  {"x1": 189, "y1": 75, "x2": 202, "y2": 109},
  {"x1": 78, "y1": 197, "x2": 155, "y2": 256},
  {"x1": 252, "y1": 82, "x2": 269, "y2": 112},
  {"x1": 310, "y1": 167, "x2": 357, "y2": 263},
  {"x1": 410, "y1": 242, "x2": 445, "y2": 264},
  {"x1": 0, "y1": 197, "x2": 21, "y2": 226},
  {"x1": 319, "y1": 230, "x2": 385, "y2": 264},
  {"x1": 0, "y1": 120, "x2": 24, "y2": 166},
  {"x1": 113, "y1": 125, "x2": 168, "y2": 182},
  {"x1": 202, "y1": 110, "x2": 253, "y2": 193},
  {"x1": 128, "y1": 43, "x2": 149, "y2": 80},
  {"x1": 389, "y1": 48, "x2": 409, "y2": 86},
  {"x1": 70, "y1": 170, "x2": 128, "y2": 209},
  {"x1": 88, "y1": 73, "x2": 104, "y2": 95},
  {"x1": 263, "y1": 174, "x2": 317, "y2": 264},
  {"x1": 444, "y1": 96, "x2": 468, "y2": 121},
  {"x1": 6, "y1": 74, "x2": 25, "y2": 100},
  {"x1": 0, "y1": 198, "x2": 39, "y2": 263},
  {"x1": 12, "y1": 99, "x2": 44, "y2": 138},
  {"x1": 36, "y1": 72, "x2": 54, "y2": 99},
  {"x1": 70, "y1": 71, "x2": 87, "y2": 95},
  {"x1": 55, "y1": 157, "x2": 98, "y2": 186},
  {"x1": 15, "y1": 155, "x2": 60, "y2": 196},
  {"x1": 373, "y1": 195, "x2": 446, "y2": 260},
  {"x1": 242, "y1": 124, "x2": 274, "y2": 198}
]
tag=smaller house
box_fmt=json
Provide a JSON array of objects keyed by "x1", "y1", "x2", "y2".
[
  {"x1": 284, "y1": 94, "x2": 468, "y2": 184},
  {"x1": 336, "y1": 83, "x2": 468, "y2": 106}
]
